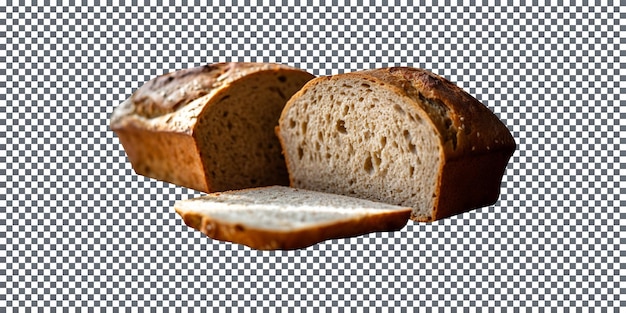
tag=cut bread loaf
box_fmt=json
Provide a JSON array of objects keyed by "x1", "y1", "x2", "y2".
[
  {"x1": 277, "y1": 67, "x2": 516, "y2": 222},
  {"x1": 110, "y1": 62, "x2": 314, "y2": 192},
  {"x1": 174, "y1": 186, "x2": 412, "y2": 250}
]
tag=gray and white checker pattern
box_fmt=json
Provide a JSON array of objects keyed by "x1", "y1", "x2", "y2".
[{"x1": 0, "y1": 1, "x2": 623, "y2": 310}]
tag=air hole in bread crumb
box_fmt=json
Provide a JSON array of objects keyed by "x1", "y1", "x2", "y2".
[
  {"x1": 325, "y1": 152, "x2": 331, "y2": 159},
  {"x1": 348, "y1": 179, "x2": 355, "y2": 186},
  {"x1": 361, "y1": 83, "x2": 370, "y2": 88},
  {"x1": 315, "y1": 141, "x2": 320, "y2": 151},
  {"x1": 403, "y1": 129, "x2": 411, "y2": 141},
  {"x1": 301, "y1": 121, "x2": 308, "y2": 134},
  {"x1": 317, "y1": 131, "x2": 323, "y2": 141},
  {"x1": 342, "y1": 105, "x2": 349, "y2": 115},
  {"x1": 380, "y1": 136, "x2": 387, "y2": 147},
  {"x1": 358, "y1": 97, "x2": 364, "y2": 102},
  {"x1": 394, "y1": 104, "x2": 405, "y2": 115},
  {"x1": 330, "y1": 94, "x2": 334, "y2": 101},
  {"x1": 409, "y1": 143, "x2": 417, "y2": 154},
  {"x1": 289, "y1": 119, "x2": 296, "y2": 128},
  {"x1": 364, "y1": 156, "x2": 374, "y2": 175},
  {"x1": 297, "y1": 147, "x2": 303, "y2": 160},
  {"x1": 373, "y1": 152, "x2": 381, "y2": 166},
  {"x1": 336, "y1": 119, "x2": 347, "y2": 134},
  {"x1": 409, "y1": 166, "x2": 414, "y2": 176}
]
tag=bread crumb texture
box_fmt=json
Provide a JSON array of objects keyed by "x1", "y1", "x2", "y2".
[{"x1": 281, "y1": 75, "x2": 440, "y2": 220}]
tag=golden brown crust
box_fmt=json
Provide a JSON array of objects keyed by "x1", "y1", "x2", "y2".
[
  {"x1": 115, "y1": 126, "x2": 209, "y2": 192},
  {"x1": 432, "y1": 149, "x2": 513, "y2": 221},
  {"x1": 111, "y1": 62, "x2": 314, "y2": 192},
  {"x1": 175, "y1": 195, "x2": 411, "y2": 250}
]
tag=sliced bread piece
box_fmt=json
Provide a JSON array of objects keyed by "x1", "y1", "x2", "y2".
[
  {"x1": 277, "y1": 67, "x2": 516, "y2": 222},
  {"x1": 110, "y1": 62, "x2": 315, "y2": 192},
  {"x1": 174, "y1": 186, "x2": 412, "y2": 250}
]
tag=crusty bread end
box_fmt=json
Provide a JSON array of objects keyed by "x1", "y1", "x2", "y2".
[{"x1": 278, "y1": 67, "x2": 515, "y2": 221}]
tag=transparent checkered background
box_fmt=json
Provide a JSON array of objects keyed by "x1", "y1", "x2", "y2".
[{"x1": 0, "y1": 1, "x2": 623, "y2": 310}]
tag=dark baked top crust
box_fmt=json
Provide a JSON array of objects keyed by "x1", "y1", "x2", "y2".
[
  {"x1": 354, "y1": 67, "x2": 516, "y2": 160},
  {"x1": 130, "y1": 64, "x2": 230, "y2": 119},
  {"x1": 110, "y1": 62, "x2": 312, "y2": 134}
]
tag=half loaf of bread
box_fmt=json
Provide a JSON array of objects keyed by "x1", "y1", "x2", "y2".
[
  {"x1": 174, "y1": 186, "x2": 412, "y2": 250},
  {"x1": 277, "y1": 67, "x2": 516, "y2": 222},
  {"x1": 111, "y1": 63, "x2": 314, "y2": 192}
]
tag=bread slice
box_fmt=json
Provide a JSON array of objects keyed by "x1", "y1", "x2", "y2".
[
  {"x1": 277, "y1": 67, "x2": 516, "y2": 222},
  {"x1": 174, "y1": 186, "x2": 412, "y2": 250},
  {"x1": 110, "y1": 63, "x2": 314, "y2": 192}
]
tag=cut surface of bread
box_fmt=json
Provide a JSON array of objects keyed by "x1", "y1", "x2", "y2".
[
  {"x1": 277, "y1": 67, "x2": 516, "y2": 222},
  {"x1": 110, "y1": 62, "x2": 315, "y2": 192},
  {"x1": 174, "y1": 186, "x2": 412, "y2": 250}
]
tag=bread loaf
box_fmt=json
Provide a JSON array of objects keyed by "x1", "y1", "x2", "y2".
[
  {"x1": 174, "y1": 186, "x2": 412, "y2": 250},
  {"x1": 277, "y1": 67, "x2": 515, "y2": 221},
  {"x1": 110, "y1": 63, "x2": 314, "y2": 192}
]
